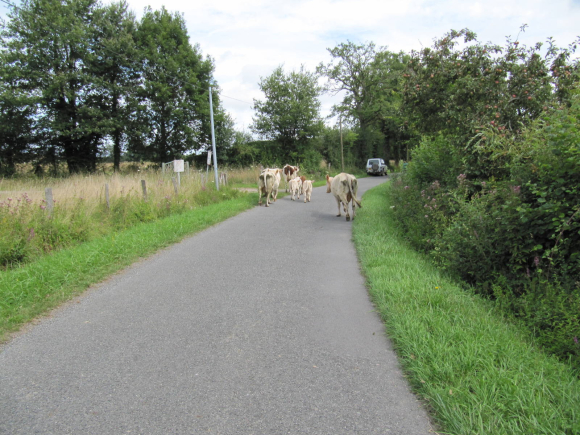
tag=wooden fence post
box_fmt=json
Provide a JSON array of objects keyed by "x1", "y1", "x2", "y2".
[
  {"x1": 141, "y1": 180, "x2": 147, "y2": 201},
  {"x1": 172, "y1": 177, "x2": 179, "y2": 195},
  {"x1": 105, "y1": 183, "x2": 110, "y2": 210},
  {"x1": 45, "y1": 187, "x2": 54, "y2": 215}
]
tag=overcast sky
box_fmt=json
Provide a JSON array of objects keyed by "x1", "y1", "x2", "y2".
[{"x1": 2, "y1": 0, "x2": 579, "y2": 132}]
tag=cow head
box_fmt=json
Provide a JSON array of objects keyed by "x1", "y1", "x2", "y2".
[{"x1": 325, "y1": 174, "x2": 333, "y2": 193}]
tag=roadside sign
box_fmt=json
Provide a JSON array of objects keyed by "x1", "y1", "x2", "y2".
[{"x1": 173, "y1": 159, "x2": 184, "y2": 173}]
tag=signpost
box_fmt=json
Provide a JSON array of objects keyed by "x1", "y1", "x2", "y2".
[
  {"x1": 206, "y1": 151, "x2": 212, "y2": 179},
  {"x1": 173, "y1": 159, "x2": 184, "y2": 187}
]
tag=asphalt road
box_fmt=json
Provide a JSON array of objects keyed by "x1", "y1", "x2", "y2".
[{"x1": 0, "y1": 175, "x2": 434, "y2": 435}]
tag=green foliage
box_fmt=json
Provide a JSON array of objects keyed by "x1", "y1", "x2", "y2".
[
  {"x1": 402, "y1": 27, "x2": 577, "y2": 179},
  {"x1": 493, "y1": 277, "x2": 580, "y2": 368},
  {"x1": 406, "y1": 135, "x2": 463, "y2": 187},
  {"x1": 0, "y1": 0, "x2": 229, "y2": 172},
  {"x1": 252, "y1": 65, "x2": 323, "y2": 163},
  {"x1": 355, "y1": 182, "x2": 580, "y2": 434},
  {"x1": 318, "y1": 42, "x2": 409, "y2": 164}
]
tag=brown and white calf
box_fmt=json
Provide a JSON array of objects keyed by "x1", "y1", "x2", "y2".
[
  {"x1": 258, "y1": 168, "x2": 282, "y2": 206},
  {"x1": 302, "y1": 179, "x2": 313, "y2": 203},
  {"x1": 289, "y1": 177, "x2": 302, "y2": 201},
  {"x1": 283, "y1": 164, "x2": 299, "y2": 192},
  {"x1": 325, "y1": 173, "x2": 362, "y2": 221}
]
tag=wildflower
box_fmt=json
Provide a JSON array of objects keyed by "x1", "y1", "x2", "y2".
[
  {"x1": 425, "y1": 215, "x2": 428, "y2": 218},
  {"x1": 481, "y1": 181, "x2": 486, "y2": 187},
  {"x1": 40, "y1": 205, "x2": 46, "y2": 210},
  {"x1": 512, "y1": 185, "x2": 521, "y2": 194},
  {"x1": 390, "y1": 206, "x2": 395, "y2": 209},
  {"x1": 28, "y1": 228, "x2": 35, "y2": 241},
  {"x1": 574, "y1": 337, "x2": 579, "y2": 345},
  {"x1": 404, "y1": 186, "x2": 410, "y2": 190},
  {"x1": 457, "y1": 174, "x2": 467, "y2": 183},
  {"x1": 534, "y1": 256, "x2": 540, "y2": 267}
]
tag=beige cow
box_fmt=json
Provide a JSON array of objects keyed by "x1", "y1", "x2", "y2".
[
  {"x1": 258, "y1": 168, "x2": 282, "y2": 206},
  {"x1": 325, "y1": 173, "x2": 362, "y2": 221},
  {"x1": 302, "y1": 180, "x2": 313, "y2": 203},
  {"x1": 289, "y1": 177, "x2": 302, "y2": 201}
]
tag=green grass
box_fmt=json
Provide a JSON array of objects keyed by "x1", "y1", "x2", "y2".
[
  {"x1": 353, "y1": 182, "x2": 580, "y2": 435},
  {"x1": 0, "y1": 193, "x2": 256, "y2": 342}
]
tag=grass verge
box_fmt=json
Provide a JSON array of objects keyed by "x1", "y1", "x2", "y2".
[
  {"x1": 353, "y1": 182, "x2": 580, "y2": 435},
  {"x1": 0, "y1": 193, "x2": 256, "y2": 342}
]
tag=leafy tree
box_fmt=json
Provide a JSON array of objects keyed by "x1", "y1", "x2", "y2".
[
  {"x1": 0, "y1": 53, "x2": 37, "y2": 175},
  {"x1": 252, "y1": 65, "x2": 323, "y2": 163},
  {"x1": 318, "y1": 42, "x2": 408, "y2": 163},
  {"x1": 88, "y1": 1, "x2": 139, "y2": 172},
  {"x1": 1, "y1": 0, "x2": 113, "y2": 173},
  {"x1": 402, "y1": 27, "x2": 578, "y2": 179},
  {"x1": 131, "y1": 7, "x2": 215, "y2": 164}
]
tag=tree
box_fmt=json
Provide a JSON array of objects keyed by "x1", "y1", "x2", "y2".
[
  {"x1": 318, "y1": 42, "x2": 407, "y2": 164},
  {"x1": 401, "y1": 27, "x2": 578, "y2": 178},
  {"x1": 252, "y1": 65, "x2": 323, "y2": 163},
  {"x1": 88, "y1": 0, "x2": 139, "y2": 172},
  {"x1": 0, "y1": 52, "x2": 37, "y2": 175},
  {"x1": 131, "y1": 7, "x2": 216, "y2": 164},
  {"x1": 1, "y1": 0, "x2": 113, "y2": 173}
]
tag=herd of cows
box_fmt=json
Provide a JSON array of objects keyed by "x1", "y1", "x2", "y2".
[{"x1": 258, "y1": 164, "x2": 363, "y2": 221}]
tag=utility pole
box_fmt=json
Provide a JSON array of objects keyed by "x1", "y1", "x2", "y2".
[
  {"x1": 340, "y1": 117, "x2": 344, "y2": 172},
  {"x1": 209, "y1": 84, "x2": 219, "y2": 191}
]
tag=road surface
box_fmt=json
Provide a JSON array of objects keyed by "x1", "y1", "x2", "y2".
[{"x1": 1, "y1": 176, "x2": 434, "y2": 434}]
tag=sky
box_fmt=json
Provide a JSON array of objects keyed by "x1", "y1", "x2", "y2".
[{"x1": 1, "y1": 0, "x2": 579, "y2": 132}]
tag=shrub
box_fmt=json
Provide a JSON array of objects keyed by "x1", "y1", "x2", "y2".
[{"x1": 406, "y1": 135, "x2": 463, "y2": 188}]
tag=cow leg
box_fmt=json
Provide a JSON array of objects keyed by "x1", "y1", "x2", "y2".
[
  {"x1": 352, "y1": 200, "x2": 357, "y2": 220},
  {"x1": 335, "y1": 197, "x2": 342, "y2": 217}
]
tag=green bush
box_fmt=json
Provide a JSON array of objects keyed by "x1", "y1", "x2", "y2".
[
  {"x1": 493, "y1": 277, "x2": 580, "y2": 369},
  {"x1": 406, "y1": 134, "x2": 463, "y2": 188}
]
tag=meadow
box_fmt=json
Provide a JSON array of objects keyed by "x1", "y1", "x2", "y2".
[{"x1": 0, "y1": 165, "x2": 264, "y2": 269}]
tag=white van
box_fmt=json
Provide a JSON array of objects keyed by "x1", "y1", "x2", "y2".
[{"x1": 366, "y1": 158, "x2": 387, "y2": 176}]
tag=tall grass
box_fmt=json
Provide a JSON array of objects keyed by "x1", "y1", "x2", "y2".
[
  {"x1": 353, "y1": 182, "x2": 580, "y2": 435},
  {"x1": 0, "y1": 169, "x2": 242, "y2": 268},
  {"x1": 0, "y1": 193, "x2": 257, "y2": 342}
]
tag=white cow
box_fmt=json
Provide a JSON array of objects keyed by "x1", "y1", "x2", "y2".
[
  {"x1": 289, "y1": 177, "x2": 302, "y2": 201},
  {"x1": 325, "y1": 173, "x2": 362, "y2": 221},
  {"x1": 302, "y1": 180, "x2": 313, "y2": 203},
  {"x1": 258, "y1": 168, "x2": 282, "y2": 206}
]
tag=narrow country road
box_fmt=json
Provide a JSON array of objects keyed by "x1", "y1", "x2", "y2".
[{"x1": 0, "y1": 176, "x2": 434, "y2": 434}]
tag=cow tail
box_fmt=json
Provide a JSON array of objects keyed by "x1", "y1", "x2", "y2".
[{"x1": 350, "y1": 178, "x2": 362, "y2": 208}]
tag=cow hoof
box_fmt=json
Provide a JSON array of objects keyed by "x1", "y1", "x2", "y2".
[{"x1": 346, "y1": 216, "x2": 351, "y2": 221}]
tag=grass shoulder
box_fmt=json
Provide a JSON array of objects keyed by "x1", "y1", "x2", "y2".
[
  {"x1": 0, "y1": 193, "x2": 257, "y2": 343},
  {"x1": 353, "y1": 182, "x2": 580, "y2": 435}
]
